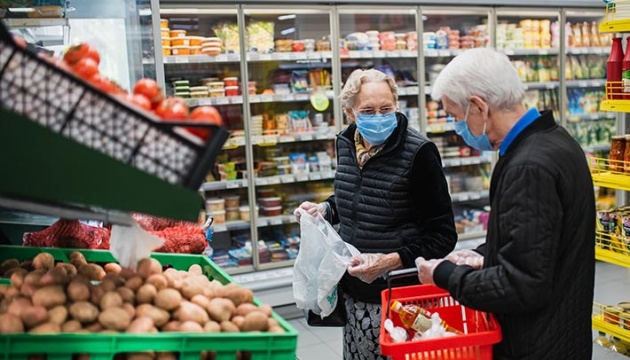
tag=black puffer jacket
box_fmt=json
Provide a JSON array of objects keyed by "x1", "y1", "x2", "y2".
[
  {"x1": 327, "y1": 113, "x2": 457, "y2": 303},
  {"x1": 434, "y1": 111, "x2": 595, "y2": 360}
]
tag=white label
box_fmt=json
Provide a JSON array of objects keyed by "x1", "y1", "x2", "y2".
[
  {"x1": 308, "y1": 52, "x2": 321, "y2": 60},
  {"x1": 226, "y1": 181, "x2": 240, "y2": 189},
  {"x1": 325, "y1": 170, "x2": 335, "y2": 179},
  {"x1": 293, "y1": 53, "x2": 307, "y2": 60},
  {"x1": 407, "y1": 87, "x2": 419, "y2": 95},
  {"x1": 236, "y1": 138, "x2": 246, "y2": 146},
  {"x1": 213, "y1": 225, "x2": 227, "y2": 233},
  {"x1": 256, "y1": 178, "x2": 269, "y2": 186},
  {"x1": 231, "y1": 96, "x2": 243, "y2": 104},
  {"x1": 257, "y1": 219, "x2": 269, "y2": 227},
  {"x1": 503, "y1": 49, "x2": 515, "y2": 55},
  {"x1": 316, "y1": 133, "x2": 330, "y2": 140},
  {"x1": 388, "y1": 51, "x2": 400, "y2": 58},
  {"x1": 348, "y1": 51, "x2": 361, "y2": 58},
  {"x1": 361, "y1": 51, "x2": 373, "y2": 58},
  {"x1": 215, "y1": 54, "x2": 227, "y2": 62},
  {"x1": 261, "y1": 95, "x2": 274, "y2": 102},
  {"x1": 248, "y1": 53, "x2": 260, "y2": 61},
  {"x1": 278, "y1": 53, "x2": 291, "y2": 60},
  {"x1": 295, "y1": 94, "x2": 309, "y2": 101},
  {"x1": 320, "y1": 51, "x2": 332, "y2": 59},
  {"x1": 215, "y1": 97, "x2": 229, "y2": 105},
  {"x1": 260, "y1": 54, "x2": 272, "y2": 61},
  {"x1": 263, "y1": 135, "x2": 278, "y2": 144},
  {"x1": 249, "y1": 95, "x2": 261, "y2": 103},
  {"x1": 270, "y1": 218, "x2": 283, "y2": 226},
  {"x1": 281, "y1": 175, "x2": 295, "y2": 183},
  {"x1": 268, "y1": 176, "x2": 281, "y2": 185},
  {"x1": 449, "y1": 160, "x2": 461, "y2": 167},
  {"x1": 174, "y1": 56, "x2": 189, "y2": 64},
  {"x1": 227, "y1": 54, "x2": 239, "y2": 61},
  {"x1": 373, "y1": 51, "x2": 385, "y2": 58},
  {"x1": 309, "y1": 173, "x2": 322, "y2": 181},
  {"x1": 274, "y1": 94, "x2": 286, "y2": 102},
  {"x1": 425, "y1": 49, "x2": 438, "y2": 57},
  {"x1": 252, "y1": 135, "x2": 263, "y2": 144},
  {"x1": 197, "y1": 98, "x2": 213, "y2": 106},
  {"x1": 470, "y1": 194, "x2": 481, "y2": 200},
  {"x1": 545, "y1": 83, "x2": 557, "y2": 89},
  {"x1": 398, "y1": 88, "x2": 408, "y2": 96},
  {"x1": 539, "y1": 50, "x2": 548, "y2": 55},
  {"x1": 297, "y1": 174, "x2": 309, "y2": 182},
  {"x1": 578, "y1": 81, "x2": 588, "y2": 88},
  {"x1": 280, "y1": 135, "x2": 295, "y2": 143},
  {"x1": 300, "y1": 134, "x2": 313, "y2": 141},
  {"x1": 438, "y1": 50, "x2": 450, "y2": 57}
]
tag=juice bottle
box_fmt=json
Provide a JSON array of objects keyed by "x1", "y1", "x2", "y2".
[
  {"x1": 390, "y1": 300, "x2": 462, "y2": 335},
  {"x1": 608, "y1": 37, "x2": 624, "y2": 99}
]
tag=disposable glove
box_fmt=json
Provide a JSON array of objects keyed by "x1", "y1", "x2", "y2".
[
  {"x1": 415, "y1": 257, "x2": 445, "y2": 286},
  {"x1": 293, "y1": 201, "x2": 327, "y2": 223},
  {"x1": 445, "y1": 249, "x2": 484, "y2": 269},
  {"x1": 347, "y1": 253, "x2": 391, "y2": 284}
]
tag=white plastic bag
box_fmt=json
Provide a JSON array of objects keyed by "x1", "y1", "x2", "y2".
[
  {"x1": 292, "y1": 209, "x2": 360, "y2": 317},
  {"x1": 110, "y1": 216, "x2": 164, "y2": 269}
]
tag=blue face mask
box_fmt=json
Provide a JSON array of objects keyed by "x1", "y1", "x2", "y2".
[
  {"x1": 454, "y1": 103, "x2": 493, "y2": 151},
  {"x1": 354, "y1": 111, "x2": 398, "y2": 146}
]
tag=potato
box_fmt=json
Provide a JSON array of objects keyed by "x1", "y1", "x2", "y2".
[
  {"x1": 99, "y1": 307, "x2": 131, "y2": 331},
  {"x1": 146, "y1": 274, "x2": 168, "y2": 291},
  {"x1": 117, "y1": 287, "x2": 135, "y2": 304},
  {"x1": 156, "y1": 352, "x2": 177, "y2": 360},
  {"x1": 8, "y1": 297, "x2": 33, "y2": 317},
  {"x1": 28, "y1": 322, "x2": 60, "y2": 334},
  {"x1": 56, "y1": 263, "x2": 77, "y2": 276},
  {"x1": 231, "y1": 316, "x2": 245, "y2": 329},
  {"x1": 78, "y1": 264, "x2": 106, "y2": 281},
  {"x1": 70, "y1": 257, "x2": 87, "y2": 269},
  {"x1": 125, "y1": 276, "x2": 144, "y2": 292},
  {"x1": 32, "y1": 253, "x2": 55, "y2": 271},
  {"x1": 126, "y1": 316, "x2": 154, "y2": 333},
  {"x1": 122, "y1": 303, "x2": 136, "y2": 319},
  {"x1": 188, "y1": 264, "x2": 202, "y2": 276},
  {"x1": 162, "y1": 269, "x2": 179, "y2": 288},
  {"x1": 61, "y1": 320, "x2": 82, "y2": 332},
  {"x1": 67, "y1": 280, "x2": 91, "y2": 302},
  {"x1": 206, "y1": 298, "x2": 235, "y2": 323},
  {"x1": 103, "y1": 273, "x2": 126, "y2": 287},
  {"x1": 3, "y1": 267, "x2": 27, "y2": 279},
  {"x1": 126, "y1": 352, "x2": 155, "y2": 360},
  {"x1": 268, "y1": 325, "x2": 285, "y2": 333},
  {"x1": 0, "y1": 313, "x2": 24, "y2": 333},
  {"x1": 137, "y1": 258, "x2": 162, "y2": 279},
  {"x1": 32, "y1": 285, "x2": 66, "y2": 309},
  {"x1": 258, "y1": 304, "x2": 273, "y2": 317},
  {"x1": 100, "y1": 291, "x2": 123, "y2": 310},
  {"x1": 9, "y1": 269, "x2": 27, "y2": 288},
  {"x1": 20, "y1": 283, "x2": 38, "y2": 298},
  {"x1": 191, "y1": 294, "x2": 211, "y2": 311},
  {"x1": 69, "y1": 301, "x2": 99, "y2": 324},
  {"x1": 85, "y1": 322, "x2": 103, "y2": 333},
  {"x1": 24, "y1": 271, "x2": 44, "y2": 286},
  {"x1": 48, "y1": 305, "x2": 68, "y2": 325},
  {"x1": 161, "y1": 320, "x2": 181, "y2": 332},
  {"x1": 240, "y1": 311, "x2": 268, "y2": 332},
  {"x1": 100, "y1": 279, "x2": 117, "y2": 293},
  {"x1": 40, "y1": 267, "x2": 68, "y2": 286},
  {"x1": 235, "y1": 303, "x2": 258, "y2": 317},
  {"x1": 20, "y1": 305, "x2": 49, "y2": 328},
  {"x1": 267, "y1": 318, "x2": 279, "y2": 329},
  {"x1": 90, "y1": 284, "x2": 106, "y2": 304},
  {"x1": 4, "y1": 287, "x2": 18, "y2": 301},
  {"x1": 204, "y1": 320, "x2": 221, "y2": 333},
  {"x1": 19, "y1": 260, "x2": 34, "y2": 272},
  {"x1": 220, "y1": 320, "x2": 240, "y2": 333},
  {"x1": 0, "y1": 259, "x2": 19, "y2": 274},
  {"x1": 180, "y1": 277, "x2": 205, "y2": 300},
  {"x1": 69, "y1": 251, "x2": 86, "y2": 262},
  {"x1": 136, "y1": 304, "x2": 170, "y2": 327},
  {"x1": 104, "y1": 263, "x2": 122, "y2": 274},
  {"x1": 222, "y1": 287, "x2": 254, "y2": 307},
  {"x1": 179, "y1": 321, "x2": 204, "y2": 332},
  {"x1": 174, "y1": 301, "x2": 209, "y2": 325},
  {"x1": 155, "y1": 289, "x2": 182, "y2": 311},
  {"x1": 136, "y1": 284, "x2": 157, "y2": 304}
]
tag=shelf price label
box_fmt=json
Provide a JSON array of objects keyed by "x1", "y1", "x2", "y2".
[
  {"x1": 213, "y1": 225, "x2": 228, "y2": 233},
  {"x1": 281, "y1": 175, "x2": 295, "y2": 183},
  {"x1": 231, "y1": 96, "x2": 243, "y2": 104},
  {"x1": 249, "y1": 95, "x2": 261, "y2": 103},
  {"x1": 267, "y1": 176, "x2": 281, "y2": 185},
  {"x1": 270, "y1": 218, "x2": 284, "y2": 226},
  {"x1": 261, "y1": 95, "x2": 274, "y2": 102},
  {"x1": 438, "y1": 50, "x2": 450, "y2": 57},
  {"x1": 279, "y1": 135, "x2": 295, "y2": 143},
  {"x1": 215, "y1": 97, "x2": 230, "y2": 105},
  {"x1": 348, "y1": 51, "x2": 361, "y2": 58},
  {"x1": 248, "y1": 53, "x2": 260, "y2": 61},
  {"x1": 373, "y1": 50, "x2": 385, "y2": 58},
  {"x1": 300, "y1": 134, "x2": 313, "y2": 141},
  {"x1": 278, "y1": 53, "x2": 291, "y2": 60},
  {"x1": 296, "y1": 174, "x2": 309, "y2": 182},
  {"x1": 276, "y1": 94, "x2": 290, "y2": 102},
  {"x1": 309, "y1": 172, "x2": 322, "y2": 181},
  {"x1": 260, "y1": 54, "x2": 272, "y2": 61},
  {"x1": 251, "y1": 135, "x2": 264, "y2": 144},
  {"x1": 256, "y1": 178, "x2": 269, "y2": 186},
  {"x1": 425, "y1": 49, "x2": 438, "y2": 57},
  {"x1": 215, "y1": 54, "x2": 228, "y2": 62},
  {"x1": 308, "y1": 52, "x2": 321, "y2": 60},
  {"x1": 174, "y1": 56, "x2": 189, "y2": 64},
  {"x1": 226, "y1": 181, "x2": 241, "y2": 189},
  {"x1": 197, "y1": 98, "x2": 213, "y2": 106},
  {"x1": 295, "y1": 94, "x2": 310, "y2": 101}
]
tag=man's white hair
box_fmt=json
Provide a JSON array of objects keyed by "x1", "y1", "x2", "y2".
[
  {"x1": 340, "y1": 68, "x2": 398, "y2": 110},
  {"x1": 431, "y1": 48, "x2": 526, "y2": 111}
]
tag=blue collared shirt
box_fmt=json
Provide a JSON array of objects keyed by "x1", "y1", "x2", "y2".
[{"x1": 499, "y1": 108, "x2": 541, "y2": 156}]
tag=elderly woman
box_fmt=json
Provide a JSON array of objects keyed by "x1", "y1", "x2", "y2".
[{"x1": 295, "y1": 68, "x2": 456, "y2": 359}]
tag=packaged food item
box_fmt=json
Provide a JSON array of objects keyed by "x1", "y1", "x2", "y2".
[
  {"x1": 160, "y1": 19, "x2": 169, "y2": 29},
  {"x1": 226, "y1": 208, "x2": 240, "y2": 222},
  {"x1": 161, "y1": 38, "x2": 171, "y2": 47},
  {"x1": 170, "y1": 30, "x2": 186, "y2": 38},
  {"x1": 210, "y1": 89, "x2": 225, "y2": 98},
  {"x1": 316, "y1": 39, "x2": 331, "y2": 51},
  {"x1": 187, "y1": 36, "x2": 204, "y2": 46},
  {"x1": 162, "y1": 46, "x2": 171, "y2": 56},
  {"x1": 261, "y1": 206, "x2": 282, "y2": 217},
  {"x1": 171, "y1": 46, "x2": 191, "y2": 56},
  {"x1": 161, "y1": 28, "x2": 170, "y2": 39},
  {"x1": 208, "y1": 82, "x2": 225, "y2": 91},
  {"x1": 390, "y1": 300, "x2": 462, "y2": 335},
  {"x1": 171, "y1": 37, "x2": 190, "y2": 46},
  {"x1": 224, "y1": 77, "x2": 238, "y2": 87},
  {"x1": 291, "y1": 71, "x2": 309, "y2": 93},
  {"x1": 205, "y1": 198, "x2": 225, "y2": 213},
  {"x1": 239, "y1": 206, "x2": 251, "y2": 221},
  {"x1": 275, "y1": 39, "x2": 293, "y2": 52},
  {"x1": 190, "y1": 46, "x2": 202, "y2": 55},
  {"x1": 225, "y1": 86, "x2": 239, "y2": 96},
  {"x1": 610, "y1": 135, "x2": 626, "y2": 172},
  {"x1": 259, "y1": 197, "x2": 282, "y2": 208},
  {"x1": 303, "y1": 39, "x2": 315, "y2": 52},
  {"x1": 210, "y1": 210, "x2": 226, "y2": 224},
  {"x1": 225, "y1": 195, "x2": 240, "y2": 208},
  {"x1": 247, "y1": 21, "x2": 275, "y2": 54}
]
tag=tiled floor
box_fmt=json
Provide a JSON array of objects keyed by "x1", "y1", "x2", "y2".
[{"x1": 288, "y1": 261, "x2": 630, "y2": 360}]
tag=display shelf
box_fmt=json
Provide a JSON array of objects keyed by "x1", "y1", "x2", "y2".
[
  {"x1": 397, "y1": 87, "x2": 420, "y2": 96},
  {"x1": 567, "y1": 47, "x2": 608, "y2": 55},
  {"x1": 257, "y1": 215, "x2": 297, "y2": 228},
  {"x1": 424, "y1": 49, "x2": 466, "y2": 57},
  {"x1": 201, "y1": 179, "x2": 248, "y2": 191},
  {"x1": 584, "y1": 144, "x2": 612, "y2": 153},
  {"x1": 600, "y1": 1, "x2": 630, "y2": 34},
  {"x1": 499, "y1": 48, "x2": 559, "y2": 56},
  {"x1": 590, "y1": 157, "x2": 630, "y2": 192},
  {"x1": 254, "y1": 170, "x2": 336, "y2": 187},
  {"x1": 592, "y1": 302, "x2": 630, "y2": 343},
  {"x1": 1, "y1": 18, "x2": 69, "y2": 28},
  {"x1": 249, "y1": 91, "x2": 334, "y2": 104},
  {"x1": 247, "y1": 51, "x2": 324, "y2": 61},
  {"x1": 164, "y1": 54, "x2": 240, "y2": 64},
  {"x1": 524, "y1": 81, "x2": 559, "y2": 90},
  {"x1": 223, "y1": 265, "x2": 256, "y2": 276},
  {"x1": 427, "y1": 122, "x2": 455, "y2": 134},
  {"x1": 222, "y1": 131, "x2": 336, "y2": 149},
  {"x1": 568, "y1": 112, "x2": 615, "y2": 122},
  {"x1": 0, "y1": 209, "x2": 58, "y2": 226},
  {"x1": 566, "y1": 79, "x2": 607, "y2": 88},
  {"x1": 187, "y1": 97, "x2": 242, "y2": 107},
  {"x1": 443, "y1": 156, "x2": 491, "y2": 168},
  {"x1": 212, "y1": 220, "x2": 251, "y2": 233},
  {"x1": 451, "y1": 190, "x2": 489, "y2": 203},
  {"x1": 595, "y1": 231, "x2": 630, "y2": 269},
  {"x1": 342, "y1": 49, "x2": 417, "y2": 59}
]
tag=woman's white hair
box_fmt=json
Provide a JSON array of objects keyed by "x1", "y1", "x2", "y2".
[
  {"x1": 431, "y1": 48, "x2": 525, "y2": 112},
  {"x1": 340, "y1": 69, "x2": 398, "y2": 110}
]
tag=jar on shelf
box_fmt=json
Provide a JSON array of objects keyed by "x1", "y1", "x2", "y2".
[{"x1": 610, "y1": 135, "x2": 626, "y2": 172}]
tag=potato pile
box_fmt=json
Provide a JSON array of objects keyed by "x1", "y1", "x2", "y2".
[{"x1": 0, "y1": 252, "x2": 285, "y2": 335}]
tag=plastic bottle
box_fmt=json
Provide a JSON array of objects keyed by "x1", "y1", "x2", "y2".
[
  {"x1": 593, "y1": 332, "x2": 612, "y2": 348},
  {"x1": 608, "y1": 37, "x2": 624, "y2": 99},
  {"x1": 622, "y1": 38, "x2": 630, "y2": 100},
  {"x1": 390, "y1": 300, "x2": 462, "y2": 334},
  {"x1": 609, "y1": 337, "x2": 628, "y2": 355}
]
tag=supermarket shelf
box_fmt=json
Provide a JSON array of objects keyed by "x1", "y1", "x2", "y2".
[
  {"x1": 566, "y1": 79, "x2": 607, "y2": 88},
  {"x1": 186, "y1": 97, "x2": 241, "y2": 107},
  {"x1": 247, "y1": 51, "x2": 324, "y2": 61},
  {"x1": 568, "y1": 112, "x2": 615, "y2": 122},
  {"x1": 164, "y1": 54, "x2": 240, "y2": 64},
  {"x1": 451, "y1": 190, "x2": 489, "y2": 203},
  {"x1": 427, "y1": 122, "x2": 455, "y2": 134},
  {"x1": 257, "y1": 215, "x2": 297, "y2": 228},
  {"x1": 524, "y1": 81, "x2": 558, "y2": 90},
  {"x1": 212, "y1": 220, "x2": 250, "y2": 233},
  {"x1": 591, "y1": 157, "x2": 630, "y2": 191},
  {"x1": 499, "y1": 48, "x2": 559, "y2": 56},
  {"x1": 2, "y1": 18, "x2": 69, "y2": 28},
  {"x1": 442, "y1": 156, "x2": 491, "y2": 168},
  {"x1": 201, "y1": 179, "x2": 248, "y2": 191},
  {"x1": 223, "y1": 265, "x2": 255, "y2": 276},
  {"x1": 583, "y1": 144, "x2": 612, "y2": 153},
  {"x1": 458, "y1": 230, "x2": 487, "y2": 241},
  {"x1": 595, "y1": 231, "x2": 630, "y2": 268},
  {"x1": 397, "y1": 86, "x2": 420, "y2": 96},
  {"x1": 601, "y1": 100, "x2": 630, "y2": 113},
  {"x1": 424, "y1": 49, "x2": 465, "y2": 57},
  {"x1": 592, "y1": 302, "x2": 630, "y2": 344},
  {"x1": 222, "y1": 131, "x2": 337, "y2": 149},
  {"x1": 342, "y1": 50, "x2": 417, "y2": 59},
  {"x1": 567, "y1": 47, "x2": 608, "y2": 55},
  {"x1": 254, "y1": 170, "x2": 336, "y2": 187},
  {"x1": 600, "y1": 19, "x2": 630, "y2": 34},
  {"x1": 249, "y1": 91, "x2": 334, "y2": 104}
]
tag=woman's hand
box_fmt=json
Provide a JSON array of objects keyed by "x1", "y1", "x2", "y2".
[
  {"x1": 293, "y1": 201, "x2": 327, "y2": 223},
  {"x1": 445, "y1": 249, "x2": 484, "y2": 269},
  {"x1": 347, "y1": 253, "x2": 402, "y2": 284}
]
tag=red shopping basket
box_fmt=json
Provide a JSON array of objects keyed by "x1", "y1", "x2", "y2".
[{"x1": 380, "y1": 284, "x2": 502, "y2": 360}]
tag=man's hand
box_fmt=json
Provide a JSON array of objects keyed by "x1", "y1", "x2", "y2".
[
  {"x1": 445, "y1": 249, "x2": 484, "y2": 269},
  {"x1": 348, "y1": 253, "x2": 401, "y2": 284},
  {"x1": 415, "y1": 257, "x2": 445, "y2": 285}
]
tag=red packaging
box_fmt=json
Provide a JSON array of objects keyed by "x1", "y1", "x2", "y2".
[{"x1": 608, "y1": 37, "x2": 624, "y2": 99}]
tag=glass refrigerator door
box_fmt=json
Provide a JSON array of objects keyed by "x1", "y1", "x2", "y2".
[
  {"x1": 422, "y1": 8, "x2": 491, "y2": 241},
  {"x1": 338, "y1": 7, "x2": 419, "y2": 129},
  {"x1": 496, "y1": 9, "x2": 561, "y2": 121},
  {"x1": 243, "y1": 6, "x2": 335, "y2": 271},
  {"x1": 158, "y1": 5, "x2": 250, "y2": 273},
  {"x1": 565, "y1": 8, "x2": 614, "y2": 155}
]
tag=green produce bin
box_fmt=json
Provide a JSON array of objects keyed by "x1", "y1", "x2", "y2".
[{"x1": 0, "y1": 246, "x2": 298, "y2": 360}]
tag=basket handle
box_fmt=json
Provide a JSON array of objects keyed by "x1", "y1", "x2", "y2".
[{"x1": 385, "y1": 268, "x2": 418, "y2": 319}]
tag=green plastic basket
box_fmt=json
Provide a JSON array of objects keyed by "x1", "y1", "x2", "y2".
[{"x1": 0, "y1": 246, "x2": 298, "y2": 360}]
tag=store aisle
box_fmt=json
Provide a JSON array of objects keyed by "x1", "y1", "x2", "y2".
[{"x1": 288, "y1": 261, "x2": 630, "y2": 360}]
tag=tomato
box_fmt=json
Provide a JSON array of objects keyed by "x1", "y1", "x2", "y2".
[
  {"x1": 155, "y1": 97, "x2": 189, "y2": 120},
  {"x1": 185, "y1": 106, "x2": 223, "y2": 140},
  {"x1": 72, "y1": 57, "x2": 99, "y2": 80},
  {"x1": 128, "y1": 94, "x2": 152, "y2": 111},
  {"x1": 88, "y1": 74, "x2": 123, "y2": 95},
  {"x1": 86, "y1": 47, "x2": 100, "y2": 65},
  {"x1": 133, "y1": 78, "x2": 163, "y2": 108},
  {"x1": 63, "y1": 43, "x2": 91, "y2": 65}
]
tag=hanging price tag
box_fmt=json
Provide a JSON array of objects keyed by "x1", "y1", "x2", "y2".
[{"x1": 310, "y1": 93, "x2": 330, "y2": 111}]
